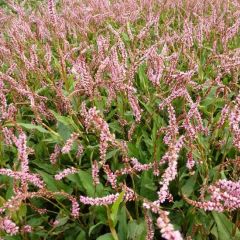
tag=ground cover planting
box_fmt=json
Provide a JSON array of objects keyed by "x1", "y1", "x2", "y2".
[{"x1": 0, "y1": 0, "x2": 240, "y2": 239}]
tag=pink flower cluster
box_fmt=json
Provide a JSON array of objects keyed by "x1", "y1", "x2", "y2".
[
  {"x1": 163, "y1": 104, "x2": 178, "y2": 145},
  {"x1": 128, "y1": 92, "x2": 142, "y2": 122},
  {"x1": 15, "y1": 133, "x2": 29, "y2": 172},
  {"x1": 143, "y1": 201, "x2": 183, "y2": 240},
  {"x1": 0, "y1": 80, "x2": 17, "y2": 122},
  {"x1": 144, "y1": 211, "x2": 154, "y2": 240},
  {"x1": 0, "y1": 169, "x2": 44, "y2": 189},
  {"x1": 131, "y1": 158, "x2": 153, "y2": 171},
  {"x1": 47, "y1": 0, "x2": 57, "y2": 25},
  {"x1": 55, "y1": 167, "x2": 78, "y2": 180},
  {"x1": 147, "y1": 47, "x2": 165, "y2": 86},
  {"x1": 186, "y1": 179, "x2": 240, "y2": 212},
  {"x1": 80, "y1": 194, "x2": 119, "y2": 206},
  {"x1": 76, "y1": 144, "x2": 84, "y2": 158},
  {"x1": 69, "y1": 196, "x2": 80, "y2": 218},
  {"x1": 50, "y1": 144, "x2": 61, "y2": 164},
  {"x1": 92, "y1": 160, "x2": 100, "y2": 185},
  {"x1": 61, "y1": 133, "x2": 79, "y2": 154},
  {"x1": 0, "y1": 218, "x2": 19, "y2": 236},
  {"x1": 102, "y1": 164, "x2": 117, "y2": 189},
  {"x1": 158, "y1": 135, "x2": 185, "y2": 203},
  {"x1": 72, "y1": 57, "x2": 94, "y2": 96},
  {"x1": 157, "y1": 211, "x2": 183, "y2": 240},
  {"x1": 182, "y1": 97, "x2": 207, "y2": 140},
  {"x1": 21, "y1": 225, "x2": 32, "y2": 233},
  {"x1": 229, "y1": 94, "x2": 240, "y2": 150},
  {"x1": 80, "y1": 186, "x2": 135, "y2": 206},
  {"x1": 186, "y1": 152, "x2": 195, "y2": 171},
  {"x1": 81, "y1": 103, "x2": 116, "y2": 162}
]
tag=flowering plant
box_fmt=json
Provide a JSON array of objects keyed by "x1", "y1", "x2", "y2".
[{"x1": 0, "y1": 0, "x2": 240, "y2": 239}]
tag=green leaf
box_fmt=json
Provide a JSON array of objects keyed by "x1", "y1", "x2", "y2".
[
  {"x1": 212, "y1": 212, "x2": 240, "y2": 240},
  {"x1": 32, "y1": 160, "x2": 56, "y2": 174},
  {"x1": 110, "y1": 191, "x2": 125, "y2": 227},
  {"x1": 35, "y1": 169, "x2": 58, "y2": 191},
  {"x1": 89, "y1": 222, "x2": 105, "y2": 236},
  {"x1": 171, "y1": 200, "x2": 184, "y2": 209},
  {"x1": 67, "y1": 173, "x2": 84, "y2": 190},
  {"x1": 96, "y1": 233, "x2": 114, "y2": 240},
  {"x1": 181, "y1": 172, "x2": 198, "y2": 197},
  {"x1": 50, "y1": 110, "x2": 79, "y2": 131},
  {"x1": 55, "y1": 216, "x2": 69, "y2": 227},
  {"x1": 57, "y1": 122, "x2": 72, "y2": 140},
  {"x1": 106, "y1": 149, "x2": 119, "y2": 160},
  {"x1": 17, "y1": 204, "x2": 27, "y2": 220},
  {"x1": 118, "y1": 207, "x2": 128, "y2": 240},
  {"x1": 127, "y1": 220, "x2": 146, "y2": 240},
  {"x1": 4, "y1": 236, "x2": 22, "y2": 240},
  {"x1": 76, "y1": 231, "x2": 87, "y2": 240},
  {"x1": 17, "y1": 122, "x2": 49, "y2": 133},
  {"x1": 27, "y1": 215, "x2": 48, "y2": 226},
  {"x1": 140, "y1": 171, "x2": 157, "y2": 200},
  {"x1": 36, "y1": 170, "x2": 72, "y2": 193},
  {"x1": 78, "y1": 170, "x2": 95, "y2": 196},
  {"x1": 0, "y1": 196, "x2": 5, "y2": 207}
]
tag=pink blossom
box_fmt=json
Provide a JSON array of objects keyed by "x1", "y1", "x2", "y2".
[
  {"x1": 92, "y1": 160, "x2": 100, "y2": 185},
  {"x1": 158, "y1": 136, "x2": 185, "y2": 203},
  {"x1": 55, "y1": 167, "x2": 78, "y2": 180},
  {"x1": 0, "y1": 218, "x2": 19, "y2": 236},
  {"x1": 80, "y1": 194, "x2": 119, "y2": 206},
  {"x1": 128, "y1": 92, "x2": 142, "y2": 122},
  {"x1": 69, "y1": 197, "x2": 80, "y2": 218},
  {"x1": 145, "y1": 211, "x2": 154, "y2": 240},
  {"x1": 15, "y1": 133, "x2": 29, "y2": 172},
  {"x1": 157, "y1": 211, "x2": 183, "y2": 240},
  {"x1": 186, "y1": 152, "x2": 195, "y2": 170},
  {"x1": 131, "y1": 158, "x2": 153, "y2": 171},
  {"x1": 61, "y1": 133, "x2": 79, "y2": 154},
  {"x1": 72, "y1": 57, "x2": 94, "y2": 97},
  {"x1": 76, "y1": 145, "x2": 84, "y2": 158},
  {"x1": 0, "y1": 169, "x2": 44, "y2": 188},
  {"x1": 81, "y1": 103, "x2": 116, "y2": 162},
  {"x1": 48, "y1": 0, "x2": 57, "y2": 25},
  {"x1": 103, "y1": 164, "x2": 117, "y2": 189},
  {"x1": 50, "y1": 144, "x2": 61, "y2": 164},
  {"x1": 21, "y1": 225, "x2": 32, "y2": 233}
]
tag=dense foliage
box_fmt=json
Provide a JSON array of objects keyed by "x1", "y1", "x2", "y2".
[{"x1": 0, "y1": 0, "x2": 240, "y2": 239}]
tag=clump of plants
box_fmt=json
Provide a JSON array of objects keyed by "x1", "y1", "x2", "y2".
[{"x1": 0, "y1": 0, "x2": 240, "y2": 239}]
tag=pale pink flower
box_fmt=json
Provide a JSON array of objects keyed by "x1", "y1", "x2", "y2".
[
  {"x1": 103, "y1": 164, "x2": 117, "y2": 189},
  {"x1": 76, "y1": 145, "x2": 84, "y2": 158},
  {"x1": 145, "y1": 211, "x2": 154, "y2": 240},
  {"x1": 157, "y1": 211, "x2": 183, "y2": 240},
  {"x1": 131, "y1": 158, "x2": 153, "y2": 172},
  {"x1": 80, "y1": 194, "x2": 119, "y2": 206},
  {"x1": 69, "y1": 197, "x2": 80, "y2": 218},
  {"x1": 0, "y1": 218, "x2": 19, "y2": 236},
  {"x1": 92, "y1": 160, "x2": 100, "y2": 185},
  {"x1": 0, "y1": 169, "x2": 44, "y2": 188},
  {"x1": 50, "y1": 144, "x2": 61, "y2": 164},
  {"x1": 21, "y1": 225, "x2": 32, "y2": 233},
  {"x1": 55, "y1": 167, "x2": 78, "y2": 180},
  {"x1": 62, "y1": 133, "x2": 79, "y2": 154},
  {"x1": 16, "y1": 133, "x2": 29, "y2": 172},
  {"x1": 48, "y1": 0, "x2": 57, "y2": 25},
  {"x1": 81, "y1": 103, "x2": 116, "y2": 162},
  {"x1": 186, "y1": 152, "x2": 195, "y2": 170}
]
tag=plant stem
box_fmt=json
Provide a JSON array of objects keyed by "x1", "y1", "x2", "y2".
[{"x1": 106, "y1": 206, "x2": 119, "y2": 240}]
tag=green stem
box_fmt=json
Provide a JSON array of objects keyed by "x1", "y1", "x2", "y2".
[
  {"x1": 130, "y1": 175, "x2": 139, "y2": 221},
  {"x1": 106, "y1": 206, "x2": 119, "y2": 240}
]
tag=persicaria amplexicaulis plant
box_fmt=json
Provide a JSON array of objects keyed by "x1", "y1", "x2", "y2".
[{"x1": 0, "y1": 0, "x2": 240, "y2": 239}]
